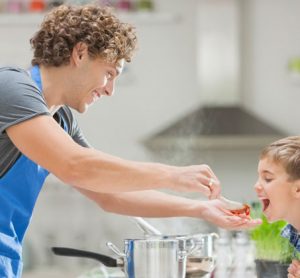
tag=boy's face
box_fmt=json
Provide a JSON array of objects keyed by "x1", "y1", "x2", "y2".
[{"x1": 254, "y1": 157, "x2": 294, "y2": 222}]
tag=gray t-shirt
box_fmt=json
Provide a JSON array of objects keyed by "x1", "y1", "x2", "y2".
[{"x1": 0, "y1": 67, "x2": 90, "y2": 177}]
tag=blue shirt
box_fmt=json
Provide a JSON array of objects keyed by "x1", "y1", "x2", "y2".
[{"x1": 281, "y1": 224, "x2": 300, "y2": 252}]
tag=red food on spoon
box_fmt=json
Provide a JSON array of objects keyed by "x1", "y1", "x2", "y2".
[
  {"x1": 207, "y1": 181, "x2": 252, "y2": 218},
  {"x1": 218, "y1": 196, "x2": 251, "y2": 217},
  {"x1": 229, "y1": 204, "x2": 251, "y2": 217}
]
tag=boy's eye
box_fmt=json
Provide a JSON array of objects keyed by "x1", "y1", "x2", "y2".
[{"x1": 264, "y1": 177, "x2": 273, "y2": 183}]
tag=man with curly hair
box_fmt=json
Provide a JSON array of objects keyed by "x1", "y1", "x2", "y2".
[{"x1": 0, "y1": 4, "x2": 261, "y2": 277}]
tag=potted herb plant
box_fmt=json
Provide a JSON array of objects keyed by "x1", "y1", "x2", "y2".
[{"x1": 250, "y1": 202, "x2": 297, "y2": 278}]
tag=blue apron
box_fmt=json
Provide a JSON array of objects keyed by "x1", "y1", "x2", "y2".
[{"x1": 0, "y1": 65, "x2": 61, "y2": 277}]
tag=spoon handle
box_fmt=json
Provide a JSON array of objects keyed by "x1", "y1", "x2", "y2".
[{"x1": 219, "y1": 196, "x2": 244, "y2": 210}]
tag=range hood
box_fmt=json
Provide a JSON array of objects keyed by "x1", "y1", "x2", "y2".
[{"x1": 143, "y1": 106, "x2": 285, "y2": 150}]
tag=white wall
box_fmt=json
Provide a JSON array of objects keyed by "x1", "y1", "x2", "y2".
[{"x1": 240, "y1": 0, "x2": 300, "y2": 135}]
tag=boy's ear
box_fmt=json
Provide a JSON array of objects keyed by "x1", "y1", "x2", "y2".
[{"x1": 291, "y1": 181, "x2": 300, "y2": 198}]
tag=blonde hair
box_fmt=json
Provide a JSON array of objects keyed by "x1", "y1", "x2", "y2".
[
  {"x1": 261, "y1": 136, "x2": 300, "y2": 181},
  {"x1": 30, "y1": 4, "x2": 137, "y2": 66}
]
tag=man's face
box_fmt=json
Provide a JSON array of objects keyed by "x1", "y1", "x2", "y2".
[
  {"x1": 70, "y1": 57, "x2": 124, "y2": 113},
  {"x1": 254, "y1": 157, "x2": 294, "y2": 222}
]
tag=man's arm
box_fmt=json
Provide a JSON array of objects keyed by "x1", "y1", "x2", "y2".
[
  {"x1": 76, "y1": 188, "x2": 262, "y2": 230},
  {"x1": 6, "y1": 115, "x2": 220, "y2": 197},
  {"x1": 77, "y1": 188, "x2": 201, "y2": 217}
]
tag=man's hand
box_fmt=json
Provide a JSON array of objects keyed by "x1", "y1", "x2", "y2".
[
  {"x1": 200, "y1": 199, "x2": 262, "y2": 230},
  {"x1": 173, "y1": 164, "x2": 221, "y2": 199},
  {"x1": 288, "y1": 260, "x2": 300, "y2": 278}
]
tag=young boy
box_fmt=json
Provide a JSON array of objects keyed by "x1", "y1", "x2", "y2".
[{"x1": 255, "y1": 136, "x2": 300, "y2": 278}]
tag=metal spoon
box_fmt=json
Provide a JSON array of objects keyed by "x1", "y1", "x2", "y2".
[
  {"x1": 219, "y1": 196, "x2": 244, "y2": 210},
  {"x1": 132, "y1": 217, "x2": 162, "y2": 236},
  {"x1": 207, "y1": 178, "x2": 244, "y2": 210}
]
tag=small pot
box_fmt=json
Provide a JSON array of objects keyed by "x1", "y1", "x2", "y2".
[
  {"x1": 185, "y1": 233, "x2": 218, "y2": 277},
  {"x1": 186, "y1": 257, "x2": 215, "y2": 277}
]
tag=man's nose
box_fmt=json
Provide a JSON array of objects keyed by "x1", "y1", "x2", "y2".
[{"x1": 104, "y1": 81, "x2": 115, "y2": 96}]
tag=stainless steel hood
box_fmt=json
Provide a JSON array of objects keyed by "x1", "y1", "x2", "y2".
[{"x1": 143, "y1": 106, "x2": 285, "y2": 150}]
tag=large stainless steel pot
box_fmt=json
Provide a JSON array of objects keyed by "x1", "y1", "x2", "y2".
[{"x1": 107, "y1": 237, "x2": 195, "y2": 278}]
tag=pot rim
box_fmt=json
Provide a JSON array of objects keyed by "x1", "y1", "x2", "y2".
[{"x1": 124, "y1": 232, "x2": 219, "y2": 241}]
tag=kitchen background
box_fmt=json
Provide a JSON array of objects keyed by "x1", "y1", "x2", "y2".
[{"x1": 0, "y1": 0, "x2": 300, "y2": 277}]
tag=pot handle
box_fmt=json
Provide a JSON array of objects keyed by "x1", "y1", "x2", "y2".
[
  {"x1": 188, "y1": 233, "x2": 219, "y2": 256},
  {"x1": 177, "y1": 238, "x2": 199, "y2": 261},
  {"x1": 51, "y1": 247, "x2": 119, "y2": 267},
  {"x1": 186, "y1": 242, "x2": 202, "y2": 257},
  {"x1": 106, "y1": 242, "x2": 126, "y2": 258}
]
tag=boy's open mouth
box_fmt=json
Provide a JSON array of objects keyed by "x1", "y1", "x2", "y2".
[{"x1": 262, "y1": 198, "x2": 270, "y2": 211}]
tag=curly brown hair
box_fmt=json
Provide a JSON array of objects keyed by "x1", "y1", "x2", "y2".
[
  {"x1": 260, "y1": 136, "x2": 300, "y2": 181},
  {"x1": 30, "y1": 4, "x2": 137, "y2": 66}
]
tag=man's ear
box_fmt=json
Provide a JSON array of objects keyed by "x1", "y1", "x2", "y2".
[
  {"x1": 291, "y1": 180, "x2": 300, "y2": 199},
  {"x1": 71, "y1": 42, "x2": 88, "y2": 66}
]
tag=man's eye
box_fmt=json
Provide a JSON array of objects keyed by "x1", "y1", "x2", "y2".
[{"x1": 264, "y1": 178, "x2": 272, "y2": 183}]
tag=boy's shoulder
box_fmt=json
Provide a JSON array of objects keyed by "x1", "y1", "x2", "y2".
[{"x1": 281, "y1": 224, "x2": 300, "y2": 252}]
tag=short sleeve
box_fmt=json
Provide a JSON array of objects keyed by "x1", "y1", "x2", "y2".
[
  {"x1": 0, "y1": 67, "x2": 50, "y2": 134},
  {"x1": 55, "y1": 106, "x2": 91, "y2": 148}
]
